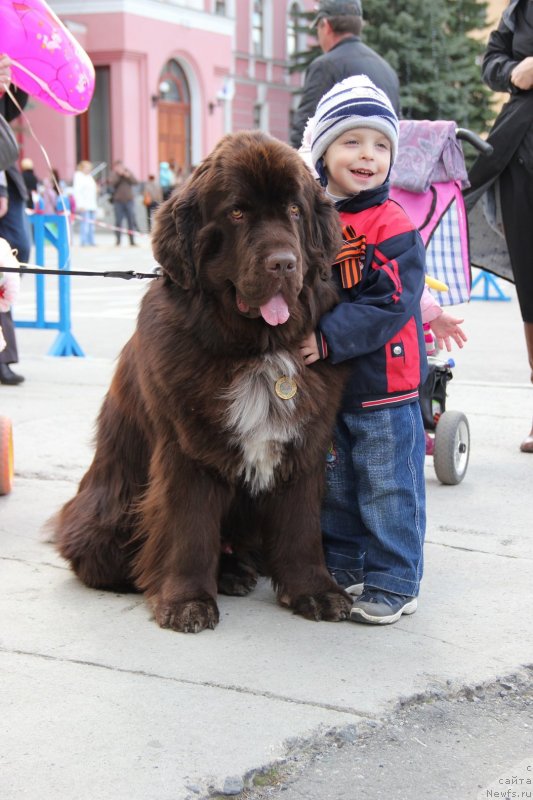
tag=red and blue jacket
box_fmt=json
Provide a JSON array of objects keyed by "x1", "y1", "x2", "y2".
[{"x1": 316, "y1": 183, "x2": 427, "y2": 412}]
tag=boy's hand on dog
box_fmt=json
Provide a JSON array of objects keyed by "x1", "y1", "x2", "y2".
[{"x1": 300, "y1": 332, "x2": 320, "y2": 364}]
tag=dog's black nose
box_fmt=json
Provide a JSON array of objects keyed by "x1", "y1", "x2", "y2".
[{"x1": 266, "y1": 251, "x2": 297, "y2": 274}]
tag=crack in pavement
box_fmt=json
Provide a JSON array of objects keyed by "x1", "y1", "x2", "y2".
[
  {"x1": 425, "y1": 539, "x2": 533, "y2": 560},
  {"x1": 0, "y1": 646, "x2": 377, "y2": 719}
]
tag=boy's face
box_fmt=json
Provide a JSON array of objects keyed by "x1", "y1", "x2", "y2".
[{"x1": 322, "y1": 127, "x2": 392, "y2": 196}]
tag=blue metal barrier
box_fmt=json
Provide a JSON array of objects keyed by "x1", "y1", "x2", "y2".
[
  {"x1": 14, "y1": 214, "x2": 85, "y2": 356},
  {"x1": 470, "y1": 269, "x2": 511, "y2": 302}
]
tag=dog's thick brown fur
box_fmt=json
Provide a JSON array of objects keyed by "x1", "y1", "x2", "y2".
[{"x1": 53, "y1": 131, "x2": 351, "y2": 632}]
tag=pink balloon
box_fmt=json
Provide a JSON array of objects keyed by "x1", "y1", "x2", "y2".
[{"x1": 0, "y1": 0, "x2": 95, "y2": 115}]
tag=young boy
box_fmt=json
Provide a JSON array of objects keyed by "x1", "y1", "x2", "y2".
[{"x1": 300, "y1": 75, "x2": 427, "y2": 625}]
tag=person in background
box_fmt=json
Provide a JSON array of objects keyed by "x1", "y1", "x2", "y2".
[
  {"x1": 466, "y1": 0, "x2": 533, "y2": 453},
  {"x1": 170, "y1": 161, "x2": 186, "y2": 192},
  {"x1": 159, "y1": 161, "x2": 176, "y2": 201},
  {"x1": 20, "y1": 157, "x2": 39, "y2": 210},
  {"x1": 73, "y1": 160, "x2": 98, "y2": 246},
  {"x1": 300, "y1": 75, "x2": 426, "y2": 625},
  {"x1": 0, "y1": 53, "x2": 29, "y2": 385},
  {"x1": 109, "y1": 159, "x2": 138, "y2": 246},
  {"x1": 289, "y1": 0, "x2": 400, "y2": 149},
  {"x1": 39, "y1": 175, "x2": 58, "y2": 215},
  {"x1": 143, "y1": 173, "x2": 163, "y2": 232}
]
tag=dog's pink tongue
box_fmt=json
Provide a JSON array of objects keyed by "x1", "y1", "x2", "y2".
[{"x1": 259, "y1": 293, "x2": 290, "y2": 326}]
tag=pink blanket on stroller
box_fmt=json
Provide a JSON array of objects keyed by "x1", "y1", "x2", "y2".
[
  {"x1": 390, "y1": 121, "x2": 471, "y2": 306},
  {"x1": 390, "y1": 120, "x2": 469, "y2": 194}
]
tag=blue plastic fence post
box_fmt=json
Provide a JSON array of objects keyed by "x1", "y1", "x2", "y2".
[
  {"x1": 15, "y1": 214, "x2": 85, "y2": 355},
  {"x1": 470, "y1": 269, "x2": 511, "y2": 302},
  {"x1": 47, "y1": 215, "x2": 85, "y2": 356},
  {"x1": 31, "y1": 214, "x2": 46, "y2": 326}
]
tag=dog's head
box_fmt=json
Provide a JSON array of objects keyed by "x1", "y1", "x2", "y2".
[{"x1": 151, "y1": 131, "x2": 342, "y2": 335}]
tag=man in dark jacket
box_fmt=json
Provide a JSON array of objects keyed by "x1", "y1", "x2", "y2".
[
  {"x1": 289, "y1": 0, "x2": 400, "y2": 149},
  {"x1": 109, "y1": 160, "x2": 138, "y2": 246}
]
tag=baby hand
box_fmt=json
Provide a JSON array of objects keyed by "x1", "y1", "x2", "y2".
[{"x1": 429, "y1": 312, "x2": 467, "y2": 352}]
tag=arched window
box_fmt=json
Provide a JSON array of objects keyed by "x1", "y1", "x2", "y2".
[
  {"x1": 158, "y1": 60, "x2": 190, "y2": 105},
  {"x1": 252, "y1": 0, "x2": 264, "y2": 56},
  {"x1": 287, "y1": 2, "x2": 300, "y2": 59}
]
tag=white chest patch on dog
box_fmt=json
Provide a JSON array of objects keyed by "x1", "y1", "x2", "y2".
[{"x1": 222, "y1": 352, "x2": 303, "y2": 494}]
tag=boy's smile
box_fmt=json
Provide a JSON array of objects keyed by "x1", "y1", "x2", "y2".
[{"x1": 323, "y1": 127, "x2": 392, "y2": 196}]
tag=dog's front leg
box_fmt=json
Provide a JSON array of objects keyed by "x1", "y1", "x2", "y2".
[
  {"x1": 262, "y1": 468, "x2": 352, "y2": 622},
  {"x1": 135, "y1": 443, "x2": 233, "y2": 632}
]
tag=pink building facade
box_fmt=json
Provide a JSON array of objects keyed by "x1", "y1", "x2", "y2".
[{"x1": 19, "y1": 0, "x2": 315, "y2": 186}]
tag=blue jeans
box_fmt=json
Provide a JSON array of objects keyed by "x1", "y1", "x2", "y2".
[
  {"x1": 322, "y1": 402, "x2": 426, "y2": 597},
  {"x1": 80, "y1": 210, "x2": 96, "y2": 246},
  {"x1": 113, "y1": 200, "x2": 136, "y2": 244}
]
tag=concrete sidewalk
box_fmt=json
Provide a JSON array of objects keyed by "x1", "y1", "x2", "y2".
[{"x1": 1, "y1": 238, "x2": 532, "y2": 799}]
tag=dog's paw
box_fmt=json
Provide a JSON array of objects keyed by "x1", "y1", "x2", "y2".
[
  {"x1": 291, "y1": 591, "x2": 352, "y2": 622},
  {"x1": 218, "y1": 571, "x2": 258, "y2": 596},
  {"x1": 218, "y1": 556, "x2": 258, "y2": 596},
  {"x1": 153, "y1": 596, "x2": 220, "y2": 633}
]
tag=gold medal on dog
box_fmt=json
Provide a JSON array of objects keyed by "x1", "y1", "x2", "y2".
[{"x1": 275, "y1": 376, "x2": 297, "y2": 400}]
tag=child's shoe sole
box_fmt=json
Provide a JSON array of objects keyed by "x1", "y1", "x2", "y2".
[{"x1": 349, "y1": 596, "x2": 418, "y2": 625}]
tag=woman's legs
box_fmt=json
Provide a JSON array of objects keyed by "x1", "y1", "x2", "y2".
[
  {"x1": 80, "y1": 210, "x2": 89, "y2": 245},
  {"x1": 520, "y1": 322, "x2": 533, "y2": 452},
  {"x1": 0, "y1": 185, "x2": 30, "y2": 380},
  {"x1": 87, "y1": 210, "x2": 96, "y2": 245},
  {"x1": 499, "y1": 157, "x2": 533, "y2": 451}
]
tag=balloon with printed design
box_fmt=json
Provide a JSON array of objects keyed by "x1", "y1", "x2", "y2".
[{"x1": 0, "y1": 0, "x2": 95, "y2": 115}]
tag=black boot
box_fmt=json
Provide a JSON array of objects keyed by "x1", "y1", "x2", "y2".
[{"x1": 0, "y1": 363, "x2": 25, "y2": 385}]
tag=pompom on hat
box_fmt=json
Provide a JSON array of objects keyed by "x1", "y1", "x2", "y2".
[{"x1": 310, "y1": 75, "x2": 399, "y2": 186}]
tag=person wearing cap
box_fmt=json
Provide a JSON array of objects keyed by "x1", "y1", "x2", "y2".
[
  {"x1": 289, "y1": 0, "x2": 399, "y2": 149},
  {"x1": 299, "y1": 75, "x2": 427, "y2": 625}
]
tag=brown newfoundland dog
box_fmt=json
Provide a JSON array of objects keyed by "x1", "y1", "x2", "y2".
[{"x1": 53, "y1": 131, "x2": 352, "y2": 632}]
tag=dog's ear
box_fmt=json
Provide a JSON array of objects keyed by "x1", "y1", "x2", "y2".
[
  {"x1": 304, "y1": 177, "x2": 343, "y2": 281},
  {"x1": 151, "y1": 172, "x2": 205, "y2": 289}
]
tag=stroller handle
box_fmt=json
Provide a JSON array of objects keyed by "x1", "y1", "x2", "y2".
[{"x1": 455, "y1": 128, "x2": 494, "y2": 156}]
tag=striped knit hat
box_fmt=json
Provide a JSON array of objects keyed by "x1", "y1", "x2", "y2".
[{"x1": 310, "y1": 75, "x2": 399, "y2": 186}]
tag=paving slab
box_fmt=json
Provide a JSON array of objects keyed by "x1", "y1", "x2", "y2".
[{"x1": 1, "y1": 242, "x2": 531, "y2": 798}]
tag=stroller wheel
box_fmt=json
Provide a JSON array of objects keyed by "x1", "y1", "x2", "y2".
[
  {"x1": 0, "y1": 416, "x2": 14, "y2": 495},
  {"x1": 433, "y1": 410, "x2": 470, "y2": 485}
]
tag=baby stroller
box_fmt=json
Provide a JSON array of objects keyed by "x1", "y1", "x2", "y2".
[{"x1": 390, "y1": 121, "x2": 492, "y2": 485}]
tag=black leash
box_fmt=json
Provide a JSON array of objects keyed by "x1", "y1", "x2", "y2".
[{"x1": 0, "y1": 266, "x2": 161, "y2": 280}]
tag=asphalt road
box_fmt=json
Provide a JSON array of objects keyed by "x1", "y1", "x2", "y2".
[{"x1": 241, "y1": 672, "x2": 533, "y2": 800}]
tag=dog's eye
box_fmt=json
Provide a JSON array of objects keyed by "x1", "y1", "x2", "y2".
[
  {"x1": 230, "y1": 208, "x2": 244, "y2": 221},
  {"x1": 289, "y1": 204, "x2": 301, "y2": 219}
]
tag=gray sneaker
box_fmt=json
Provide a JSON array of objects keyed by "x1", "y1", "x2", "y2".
[
  {"x1": 329, "y1": 567, "x2": 364, "y2": 596},
  {"x1": 349, "y1": 589, "x2": 417, "y2": 625}
]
